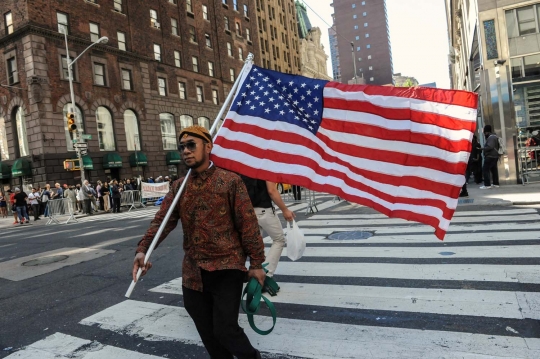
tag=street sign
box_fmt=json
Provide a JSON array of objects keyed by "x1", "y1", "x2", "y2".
[
  {"x1": 81, "y1": 134, "x2": 92, "y2": 140},
  {"x1": 73, "y1": 143, "x2": 88, "y2": 148},
  {"x1": 72, "y1": 139, "x2": 78, "y2": 144},
  {"x1": 79, "y1": 149, "x2": 88, "y2": 156}
]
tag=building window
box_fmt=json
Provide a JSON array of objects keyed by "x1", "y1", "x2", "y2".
[
  {"x1": 124, "y1": 109, "x2": 141, "y2": 151},
  {"x1": 7, "y1": 57, "x2": 18, "y2": 85},
  {"x1": 208, "y1": 61, "x2": 215, "y2": 77},
  {"x1": 13, "y1": 107, "x2": 29, "y2": 157},
  {"x1": 178, "y1": 82, "x2": 187, "y2": 99},
  {"x1": 367, "y1": 44, "x2": 371, "y2": 48},
  {"x1": 93, "y1": 63, "x2": 106, "y2": 86},
  {"x1": 121, "y1": 69, "x2": 132, "y2": 90},
  {"x1": 368, "y1": 55, "x2": 372, "y2": 59},
  {"x1": 517, "y1": 6, "x2": 536, "y2": 35},
  {"x1": 238, "y1": 47, "x2": 244, "y2": 60},
  {"x1": 57, "y1": 11, "x2": 69, "y2": 34},
  {"x1": 246, "y1": 28, "x2": 251, "y2": 41},
  {"x1": 192, "y1": 56, "x2": 199, "y2": 72},
  {"x1": 169, "y1": 0, "x2": 177, "y2": 4},
  {"x1": 196, "y1": 86, "x2": 204, "y2": 102},
  {"x1": 362, "y1": 1, "x2": 365, "y2": 5},
  {"x1": 369, "y1": 66, "x2": 373, "y2": 70},
  {"x1": 154, "y1": 43, "x2": 162, "y2": 61},
  {"x1": 370, "y1": 77, "x2": 374, "y2": 81},
  {"x1": 363, "y1": 12, "x2": 367, "y2": 16},
  {"x1": 60, "y1": 55, "x2": 75, "y2": 80},
  {"x1": 189, "y1": 26, "x2": 197, "y2": 42},
  {"x1": 159, "y1": 113, "x2": 177, "y2": 150},
  {"x1": 356, "y1": 46, "x2": 360, "y2": 51},
  {"x1": 352, "y1": 3, "x2": 356, "y2": 8},
  {"x1": 174, "y1": 51, "x2": 181, "y2": 67},
  {"x1": 150, "y1": 9, "x2": 159, "y2": 27},
  {"x1": 236, "y1": 22, "x2": 242, "y2": 36},
  {"x1": 186, "y1": 0, "x2": 193, "y2": 13},
  {"x1": 117, "y1": 31, "x2": 127, "y2": 51},
  {"x1": 523, "y1": 54, "x2": 540, "y2": 77},
  {"x1": 365, "y1": 33, "x2": 369, "y2": 38},
  {"x1": 230, "y1": 68, "x2": 235, "y2": 82},
  {"x1": 205, "y1": 33, "x2": 212, "y2": 48},
  {"x1": 353, "y1": 14, "x2": 357, "y2": 19},
  {"x1": 96, "y1": 107, "x2": 116, "y2": 151},
  {"x1": 224, "y1": 16, "x2": 230, "y2": 31},
  {"x1": 233, "y1": 0, "x2": 238, "y2": 11},
  {"x1": 180, "y1": 114, "x2": 193, "y2": 129},
  {"x1": 212, "y1": 89, "x2": 219, "y2": 105},
  {"x1": 158, "y1": 77, "x2": 167, "y2": 96},
  {"x1": 244, "y1": 4, "x2": 249, "y2": 17},
  {"x1": 90, "y1": 22, "x2": 100, "y2": 42},
  {"x1": 0, "y1": 115, "x2": 9, "y2": 160},
  {"x1": 356, "y1": 36, "x2": 360, "y2": 40},
  {"x1": 114, "y1": 0, "x2": 123, "y2": 12},
  {"x1": 364, "y1": 22, "x2": 368, "y2": 27},
  {"x1": 4, "y1": 11, "x2": 13, "y2": 35},
  {"x1": 227, "y1": 42, "x2": 233, "y2": 56},
  {"x1": 483, "y1": 20, "x2": 498, "y2": 60},
  {"x1": 198, "y1": 117, "x2": 210, "y2": 130},
  {"x1": 203, "y1": 5, "x2": 209, "y2": 20},
  {"x1": 171, "y1": 18, "x2": 179, "y2": 36},
  {"x1": 63, "y1": 104, "x2": 84, "y2": 151},
  {"x1": 354, "y1": 25, "x2": 358, "y2": 30}
]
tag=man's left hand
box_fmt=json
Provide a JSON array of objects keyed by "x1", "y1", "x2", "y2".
[{"x1": 248, "y1": 268, "x2": 266, "y2": 286}]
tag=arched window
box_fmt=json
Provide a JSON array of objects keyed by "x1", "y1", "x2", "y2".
[
  {"x1": 13, "y1": 107, "x2": 29, "y2": 157},
  {"x1": 159, "y1": 113, "x2": 177, "y2": 150},
  {"x1": 0, "y1": 115, "x2": 9, "y2": 160},
  {"x1": 95, "y1": 106, "x2": 116, "y2": 151},
  {"x1": 198, "y1": 116, "x2": 210, "y2": 130},
  {"x1": 123, "y1": 109, "x2": 141, "y2": 151},
  {"x1": 63, "y1": 104, "x2": 84, "y2": 151},
  {"x1": 180, "y1": 114, "x2": 193, "y2": 129}
]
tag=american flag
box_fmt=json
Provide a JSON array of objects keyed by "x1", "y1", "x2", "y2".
[{"x1": 211, "y1": 65, "x2": 478, "y2": 239}]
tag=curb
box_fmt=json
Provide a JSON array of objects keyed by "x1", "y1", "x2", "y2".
[{"x1": 512, "y1": 201, "x2": 540, "y2": 205}]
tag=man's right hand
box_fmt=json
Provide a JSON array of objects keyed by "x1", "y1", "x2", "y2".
[
  {"x1": 132, "y1": 252, "x2": 152, "y2": 282},
  {"x1": 282, "y1": 208, "x2": 295, "y2": 222}
]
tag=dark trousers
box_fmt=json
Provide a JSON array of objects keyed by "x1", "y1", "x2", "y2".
[
  {"x1": 112, "y1": 197, "x2": 121, "y2": 213},
  {"x1": 83, "y1": 199, "x2": 92, "y2": 214},
  {"x1": 31, "y1": 204, "x2": 40, "y2": 220},
  {"x1": 98, "y1": 196, "x2": 104, "y2": 211},
  {"x1": 292, "y1": 185, "x2": 301, "y2": 201},
  {"x1": 483, "y1": 157, "x2": 499, "y2": 186},
  {"x1": 183, "y1": 269, "x2": 257, "y2": 359}
]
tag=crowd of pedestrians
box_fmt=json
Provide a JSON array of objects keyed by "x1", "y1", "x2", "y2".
[{"x1": 0, "y1": 175, "x2": 177, "y2": 225}]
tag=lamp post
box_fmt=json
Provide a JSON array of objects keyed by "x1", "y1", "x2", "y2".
[
  {"x1": 61, "y1": 27, "x2": 108, "y2": 184},
  {"x1": 350, "y1": 42, "x2": 357, "y2": 84}
]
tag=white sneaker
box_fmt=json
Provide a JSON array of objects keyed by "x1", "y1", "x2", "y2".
[
  {"x1": 492, "y1": 185, "x2": 500, "y2": 188},
  {"x1": 479, "y1": 185, "x2": 492, "y2": 189}
]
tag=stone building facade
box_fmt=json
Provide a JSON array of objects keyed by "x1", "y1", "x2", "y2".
[
  {"x1": 255, "y1": 0, "x2": 301, "y2": 74},
  {"x1": 0, "y1": 0, "x2": 259, "y2": 189}
]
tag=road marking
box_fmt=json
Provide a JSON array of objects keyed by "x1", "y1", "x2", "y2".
[
  {"x1": 273, "y1": 262, "x2": 540, "y2": 284},
  {"x1": 0, "y1": 247, "x2": 115, "y2": 281},
  {"x1": 90, "y1": 236, "x2": 140, "y2": 249},
  {"x1": 4, "y1": 332, "x2": 163, "y2": 358},
  {"x1": 309, "y1": 208, "x2": 539, "y2": 219},
  {"x1": 150, "y1": 277, "x2": 537, "y2": 319},
  {"x1": 0, "y1": 243, "x2": 15, "y2": 248},
  {"x1": 276, "y1": 245, "x2": 540, "y2": 258},
  {"x1": 80, "y1": 300, "x2": 540, "y2": 359}
]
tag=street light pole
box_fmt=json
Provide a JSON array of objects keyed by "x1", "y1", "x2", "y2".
[
  {"x1": 61, "y1": 28, "x2": 108, "y2": 184},
  {"x1": 350, "y1": 42, "x2": 357, "y2": 84}
]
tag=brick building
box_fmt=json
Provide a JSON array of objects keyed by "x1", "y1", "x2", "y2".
[
  {"x1": 0, "y1": 0, "x2": 259, "y2": 189},
  {"x1": 255, "y1": 0, "x2": 300, "y2": 74}
]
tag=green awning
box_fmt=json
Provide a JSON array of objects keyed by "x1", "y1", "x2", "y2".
[
  {"x1": 12, "y1": 158, "x2": 32, "y2": 177},
  {"x1": 166, "y1": 151, "x2": 181, "y2": 165},
  {"x1": 0, "y1": 162, "x2": 11, "y2": 180},
  {"x1": 129, "y1": 152, "x2": 148, "y2": 167},
  {"x1": 72, "y1": 155, "x2": 94, "y2": 170},
  {"x1": 103, "y1": 152, "x2": 123, "y2": 169}
]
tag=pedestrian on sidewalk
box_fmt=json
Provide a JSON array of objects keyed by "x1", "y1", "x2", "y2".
[
  {"x1": 241, "y1": 175, "x2": 295, "y2": 278},
  {"x1": 100, "y1": 182, "x2": 111, "y2": 212},
  {"x1": 481, "y1": 125, "x2": 500, "y2": 189},
  {"x1": 28, "y1": 188, "x2": 41, "y2": 221},
  {"x1": 132, "y1": 125, "x2": 265, "y2": 359},
  {"x1": 64, "y1": 185, "x2": 77, "y2": 214},
  {"x1": 292, "y1": 185, "x2": 302, "y2": 201},
  {"x1": 81, "y1": 180, "x2": 94, "y2": 215},
  {"x1": 111, "y1": 180, "x2": 122, "y2": 213},
  {"x1": 9, "y1": 190, "x2": 18, "y2": 224},
  {"x1": 13, "y1": 188, "x2": 30, "y2": 225},
  {"x1": 96, "y1": 180, "x2": 103, "y2": 211},
  {"x1": 0, "y1": 191, "x2": 7, "y2": 218},
  {"x1": 41, "y1": 184, "x2": 51, "y2": 217}
]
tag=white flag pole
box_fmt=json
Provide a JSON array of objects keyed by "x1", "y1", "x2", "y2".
[{"x1": 125, "y1": 53, "x2": 255, "y2": 298}]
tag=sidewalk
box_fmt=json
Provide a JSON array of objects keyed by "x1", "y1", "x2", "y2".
[{"x1": 461, "y1": 181, "x2": 540, "y2": 206}]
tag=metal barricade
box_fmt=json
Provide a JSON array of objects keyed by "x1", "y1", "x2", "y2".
[
  {"x1": 46, "y1": 198, "x2": 77, "y2": 225},
  {"x1": 518, "y1": 146, "x2": 540, "y2": 184},
  {"x1": 120, "y1": 190, "x2": 146, "y2": 212}
]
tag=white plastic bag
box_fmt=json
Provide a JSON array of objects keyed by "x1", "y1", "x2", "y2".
[{"x1": 286, "y1": 220, "x2": 306, "y2": 261}]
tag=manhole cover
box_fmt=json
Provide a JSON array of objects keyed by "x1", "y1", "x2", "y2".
[
  {"x1": 22, "y1": 255, "x2": 69, "y2": 266},
  {"x1": 438, "y1": 251, "x2": 456, "y2": 256},
  {"x1": 327, "y1": 231, "x2": 374, "y2": 240}
]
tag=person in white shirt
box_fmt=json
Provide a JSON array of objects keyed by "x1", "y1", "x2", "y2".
[{"x1": 28, "y1": 188, "x2": 41, "y2": 221}]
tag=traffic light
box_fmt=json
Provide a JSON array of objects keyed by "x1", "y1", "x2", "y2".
[
  {"x1": 66, "y1": 112, "x2": 77, "y2": 132},
  {"x1": 63, "y1": 159, "x2": 80, "y2": 171}
]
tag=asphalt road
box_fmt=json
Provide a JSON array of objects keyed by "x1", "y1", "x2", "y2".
[{"x1": 1, "y1": 200, "x2": 539, "y2": 358}]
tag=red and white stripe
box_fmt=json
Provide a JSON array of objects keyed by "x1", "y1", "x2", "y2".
[{"x1": 212, "y1": 83, "x2": 477, "y2": 239}]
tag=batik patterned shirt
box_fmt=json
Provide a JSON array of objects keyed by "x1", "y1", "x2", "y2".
[{"x1": 136, "y1": 165, "x2": 265, "y2": 291}]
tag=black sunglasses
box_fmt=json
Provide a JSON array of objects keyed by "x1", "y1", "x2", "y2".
[{"x1": 178, "y1": 141, "x2": 198, "y2": 152}]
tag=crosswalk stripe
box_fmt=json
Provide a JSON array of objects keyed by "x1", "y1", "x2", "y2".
[
  {"x1": 272, "y1": 262, "x2": 540, "y2": 284},
  {"x1": 308, "y1": 208, "x2": 539, "y2": 219},
  {"x1": 275, "y1": 245, "x2": 540, "y2": 259},
  {"x1": 4, "y1": 332, "x2": 163, "y2": 358},
  {"x1": 148, "y1": 277, "x2": 539, "y2": 319},
  {"x1": 79, "y1": 300, "x2": 540, "y2": 359}
]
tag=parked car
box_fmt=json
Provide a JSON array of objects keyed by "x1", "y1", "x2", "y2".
[{"x1": 276, "y1": 183, "x2": 291, "y2": 194}]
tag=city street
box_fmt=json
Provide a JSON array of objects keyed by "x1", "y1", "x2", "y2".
[{"x1": 1, "y1": 187, "x2": 540, "y2": 359}]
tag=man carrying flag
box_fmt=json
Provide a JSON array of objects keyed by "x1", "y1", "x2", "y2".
[{"x1": 133, "y1": 125, "x2": 265, "y2": 359}]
